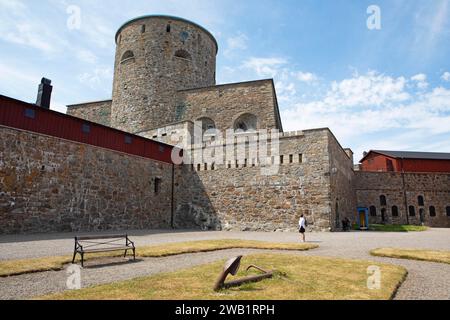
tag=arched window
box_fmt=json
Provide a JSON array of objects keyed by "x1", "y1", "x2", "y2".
[
  {"x1": 447, "y1": 206, "x2": 450, "y2": 217},
  {"x1": 429, "y1": 206, "x2": 436, "y2": 217},
  {"x1": 234, "y1": 113, "x2": 258, "y2": 133},
  {"x1": 196, "y1": 117, "x2": 216, "y2": 135},
  {"x1": 392, "y1": 206, "x2": 399, "y2": 217},
  {"x1": 121, "y1": 50, "x2": 135, "y2": 64},
  {"x1": 409, "y1": 206, "x2": 416, "y2": 217},
  {"x1": 380, "y1": 195, "x2": 387, "y2": 206},
  {"x1": 370, "y1": 206, "x2": 377, "y2": 217},
  {"x1": 174, "y1": 49, "x2": 191, "y2": 60},
  {"x1": 418, "y1": 196, "x2": 425, "y2": 206}
]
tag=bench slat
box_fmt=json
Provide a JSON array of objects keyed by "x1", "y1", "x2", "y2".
[
  {"x1": 77, "y1": 234, "x2": 128, "y2": 241},
  {"x1": 78, "y1": 246, "x2": 132, "y2": 253}
]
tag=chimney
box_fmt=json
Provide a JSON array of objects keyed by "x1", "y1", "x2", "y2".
[{"x1": 36, "y1": 78, "x2": 53, "y2": 109}]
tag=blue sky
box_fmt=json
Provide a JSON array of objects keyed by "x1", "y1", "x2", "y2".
[{"x1": 0, "y1": 0, "x2": 449, "y2": 160}]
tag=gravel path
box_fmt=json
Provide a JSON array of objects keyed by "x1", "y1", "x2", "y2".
[{"x1": 0, "y1": 229, "x2": 449, "y2": 300}]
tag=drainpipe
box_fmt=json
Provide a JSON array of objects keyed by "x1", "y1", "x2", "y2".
[
  {"x1": 401, "y1": 158, "x2": 409, "y2": 225},
  {"x1": 171, "y1": 164, "x2": 175, "y2": 229}
]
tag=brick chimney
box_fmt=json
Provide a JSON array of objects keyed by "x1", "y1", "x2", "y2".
[{"x1": 36, "y1": 78, "x2": 52, "y2": 109}]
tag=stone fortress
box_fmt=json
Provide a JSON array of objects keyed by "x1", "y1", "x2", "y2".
[{"x1": 1, "y1": 15, "x2": 449, "y2": 235}]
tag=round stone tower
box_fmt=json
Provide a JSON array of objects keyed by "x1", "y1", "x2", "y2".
[{"x1": 111, "y1": 15, "x2": 218, "y2": 133}]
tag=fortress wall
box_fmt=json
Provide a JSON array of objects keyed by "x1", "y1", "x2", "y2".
[
  {"x1": 327, "y1": 131, "x2": 357, "y2": 229},
  {"x1": 173, "y1": 129, "x2": 334, "y2": 232},
  {"x1": 67, "y1": 100, "x2": 112, "y2": 127},
  {"x1": 0, "y1": 126, "x2": 174, "y2": 234},
  {"x1": 355, "y1": 172, "x2": 450, "y2": 227},
  {"x1": 176, "y1": 80, "x2": 281, "y2": 132}
]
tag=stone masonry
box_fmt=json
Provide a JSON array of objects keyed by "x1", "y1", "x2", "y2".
[
  {"x1": 355, "y1": 172, "x2": 450, "y2": 228},
  {"x1": 0, "y1": 126, "x2": 174, "y2": 234}
]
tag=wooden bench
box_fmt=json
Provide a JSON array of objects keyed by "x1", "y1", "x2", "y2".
[{"x1": 72, "y1": 234, "x2": 136, "y2": 267}]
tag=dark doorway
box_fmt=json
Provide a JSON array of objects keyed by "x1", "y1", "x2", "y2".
[
  {"x1": 419, "y1": 209, "x2": 425, "y2": 224},
  {"x1": 381, "y1": 209, "x2": 386, "y2": 224},
  {"x1": 335, "y1": 202, "x2": 340, "y2": 229}
]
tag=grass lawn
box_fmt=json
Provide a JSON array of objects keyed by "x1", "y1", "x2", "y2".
[
  {"x1": 371, "y1": 248, "x2": 450, "y2": 264},
  {"x1": 0, "y1": 240, "x2": 317, "y2": 277},
  {"x1": 367, "y1": 225, "x2": 428, "y2": 232},
  {"x1": 38, "y1": 254, "x2": 407, "y2": 300}
]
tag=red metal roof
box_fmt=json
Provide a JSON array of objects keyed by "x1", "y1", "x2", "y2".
[{"x1": 0, "y1": 95, "x2": 180, "y2": 164}]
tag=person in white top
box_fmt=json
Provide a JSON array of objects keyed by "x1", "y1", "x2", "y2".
[{"x1": 299, "y1": 215, "x2": 307, "y2": 242}]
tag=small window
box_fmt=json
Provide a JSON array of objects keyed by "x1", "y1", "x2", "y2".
[
  {"x1": 25, "y1": 108, "x2": 36, "y2": 119},
  {"x1": 121, "y1": 51, "x2": 135, "y2": 64},
  {"x1": 447, "y1": 206, "x2": 450, "y2": 217},
  {"x1": 418, "y1": 196, "x2": 425, "y2": 206},
  {"x1": 204, "y1": 163, "x2": 208, "y2": 171},
  {"x1": 380, "y1": 195, "x2": 387, "y2": 206},
  {"x1": 228, "y1": 162, "x2": 232, "y2": 169},
  {"x1": 370, "y1": 206, "x2": 377, "y2": 217},
  {"x1": 125, "y1": 136, "x2": 132, "y2": 144},
  {"x1": 280, "y1": 155, "x2": 284, "y2": 165},
  {"x1": 244, "y1": 159, "x2": 248, "y2": 168},
  {"x1": 174, "y1": 49, "x2": 191, "y2": 60},
  {"x1": 211, "y1": 163, "x2": 215, "y2": 171},
  {"x1": 197, "y1": 164, "x2": 201, "y2": 171},
  {"x1": 289, "y1": 155, "x2": 293, "y2": 164},
  {"x1": 409, "y1": 206, "x2": 416, "y2": 217},
  {"x1": 429, "y1": 206, "x2": 436, "y2": 217},
  {"x1": 82, "y1": 124, "x2": 90, "y2": 134},
  {"x1": 154, "y1": 178, "x2": 162, "y2": 194},
  {"x1": 141, "y1": 25, "x2": 146, "y2": 33},
  {"x1": 166, "y1": 24, "x2": 171, "y2": 33},
  {"x1": 392, "y1": 206, "x2": 399, "y2": 217},
  {"x1": 299, "y1": 154, "x2": 303, "y2": 163}
]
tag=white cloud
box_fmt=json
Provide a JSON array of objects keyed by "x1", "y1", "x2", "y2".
[
  {"x1": 296, "y1": 71, "x2": 318, "y2": 83},
  {"x1": 76, "y1": 49, "x2": 98, "y2": 64},
  {"x1": 441, "y1": 71, "x2": 450, "y2": 82},
  {"x1": 282, "y1": 70, "x2": 450, "y2": 159},
  {"x1": 227, "y1": 33, "x2": 248, "y2": 51},
  {"x1": 78, "y1": 67, "x2": 113, "y2": 89},
  {"x1": 411, "y1": 73, "x2": 429, "y2": 89},
  {"x1": 242, "y1": 57, "x2": 287, "y2": 78}
]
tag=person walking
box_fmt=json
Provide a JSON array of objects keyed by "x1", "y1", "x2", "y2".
[{"x1": 299, "y1": 214, "x2": 307, "y2": 242}]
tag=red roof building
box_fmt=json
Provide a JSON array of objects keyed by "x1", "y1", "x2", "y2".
[{"x1": 360, "y1": 150, "x2": 450, "y2": 173}]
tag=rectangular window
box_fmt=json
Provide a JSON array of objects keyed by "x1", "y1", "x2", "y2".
[
  {"x1": 197, "y1": 164, "x2": 201, "y2": 171},
  {"x1": 299, "y1": 154, "x2": 303, "y2": 163},
  {"x1": 125, "y1": 136, "x2": 133, "y2": 144},
  {"x1": 24, "y1": 108, "x2": 36, "y2": 119},
  {"x1": 154, "y1": 178, "x2": 162, "y2": 194},
  {"x1": 280, "y1": 155, "x2": 284, "y2": 165},
  {"x1": 289, "y1": 155, "x2": 293, "y2": 163},
  {"x1": 82, "y1": 124, "x2": 90, "y2": 134},
  {"x1": 204, "y1": 163, "x2": 208, "y2": 171},
  {"x1": 211, "y1": 163, "x2": 215, "y2": 171}
]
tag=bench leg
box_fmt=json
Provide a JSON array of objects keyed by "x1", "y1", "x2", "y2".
[
  {"x1": 72, "y1": 251, "x2": 77, "y2": 264},
  {"x1": 133, "y1": 248, "x2": 136, "y2": 261},
  {"x1": 124, "y1": 250, "x2": 128, "y2": 258},
  {"x1": 81, "y1": 253, "x2": 84, "y2": 268}
]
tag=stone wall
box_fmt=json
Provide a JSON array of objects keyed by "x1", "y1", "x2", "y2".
[
  {"x1": 175, "y1": 80, "x2": 282, "y2": 133},
  {"x1": 355, "y1": 172, "x2": 450, "y2": 227},
  {"x1": 0, "y1": 126, "x2": 174, "y2": 234},
  {"x1": 67, "y1": 100, "x2": 112, "y2": 127},
  {"x1": 173, "y1": 129, "x2": 335, "y2": 232},
  {"x1": 328, "y1": 131, "x2": 356, "y2": 229}
]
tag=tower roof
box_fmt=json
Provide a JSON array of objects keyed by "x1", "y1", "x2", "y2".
[{"x1": 115, "y1": 14, "x2": 219, "y2": 54}]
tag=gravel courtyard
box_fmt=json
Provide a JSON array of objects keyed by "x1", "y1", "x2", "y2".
[{"x1": 0, "y1": 228, "x2": 449, "y2": 300}]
